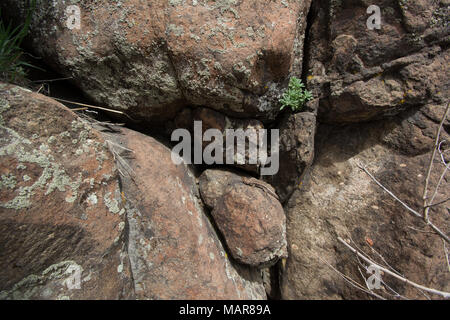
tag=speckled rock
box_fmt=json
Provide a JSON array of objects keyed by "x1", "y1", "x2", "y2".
[
  {"x1": 2, "y1": 0, "x2": 312, "y2": 122},
  {"x1": 0, "y1": 83, "x2": 134, "y2": 300},
  {"x1": 106, "y1": 128, "x2": 266, "y2": 300},
  {"x1": 199, "y1": 169, "x2": 287, "y2": 267},
  {"x1": 306, "y1": 0, "x2": 449, "y2": 123}
]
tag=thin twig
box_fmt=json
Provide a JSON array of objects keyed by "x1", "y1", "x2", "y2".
[
  {"x1": 426, "y1": 197, "x2": 450, "y2": 208},
  {"x1": 357, "y1": 163, "x2": 449, "y2": 243},
  {"x1": 444, "y1": 240, "x2": 450, "y2": 273},
  {"x1": 32, "y1": 77, "x2": 72, "y2": 83},
  {"x1": 407, "y1": 226, "x2": 436, "y2": 234},
  {"x1": 357, "y1": 260, "x2": 407, "y2": 300},
  {"x1": 51, "y1": 97, "x2": 137, "y2": 121},
  {"x1": 78, "y1": 112, "x2": 125, "y2": 131},
  {"x1": 338, "y1": 237, "x2": 450, "y2": 298},
  {"x1": 357, "y1": 163, "x2": 422, "y2": 218},
  {"x1": 316, "y1": 254, "x2": 386, "y2": 300},
  {"x1": 438, "y1": 141, "x2": 448, "y2": 166},
  {"x1": 428, "y1": 163, "x2": 449, "y2": 207},
  {"x1": 358, "y1": 242, "x2": 431, "y2": 300},
  {"x1": 423, "y1": 102, "x2": 450, "y2": 221},
  {"x1": 368, "y1": 245, "x2": 404, "y2": 278}
]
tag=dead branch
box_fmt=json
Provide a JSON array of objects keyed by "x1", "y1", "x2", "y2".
[
  {"x1": 315, "y1": 253, "x2": 386, "y2": 300},
  {"x1": 338, "y1": 237, "x2": 450, "y2": 298},
  {"x1": 423, "y1": 102, "x2": 450, "y2": 222},
  {"x1": 52, "y1": 97, "x2": 137, "y2": 121},
  {"x1": 444, "y1": 240, "x2": 450, "y2": 273},
  {"x1": 357, "y1": 163, "x2": 449, "y2": 243}
]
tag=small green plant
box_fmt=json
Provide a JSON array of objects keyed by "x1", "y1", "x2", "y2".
[
  {"x1": 280, "y1": 76, "x2": 313, "y2": 112},
  {"x1": 0, "y1": 0, "x2": 38, "y2": 83}
]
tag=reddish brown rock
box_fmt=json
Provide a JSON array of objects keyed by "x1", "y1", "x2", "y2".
[
  {"x1": 0, "y1": 84, "x2": 134, "y2": 300},
  {"x1": 199, "y1": 169, "x2": 243, "y2": 209},
  {"x1": 305, "y1": 0, "x2": 449, "y2": 123},
  {"x1": 106, "y1": 129, "x2": 266, "y2": 300},
  {"x1": 199, "y1": 169, "x2": 287, "y2": 267},
  {"x1": 2, "y1": 0, "x2": 312, "y2": 122}
]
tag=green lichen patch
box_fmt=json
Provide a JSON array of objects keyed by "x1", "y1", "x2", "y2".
[
  {"x1": 0, "y1": 173, "x2": 17, "y2": 189},
  {"x1": 104, "y1": 191, "x2": 120, "y2": 214},
  {"x1": 0, "y1": 96, "x2": 112, "y2": 210},
  {"x1": 0, "y1": 261, "x2": 83, "y2": 300},
  {"x1": 0, "y1": 130, "x2": 85, "y2": 209},
  {"x1": 0, "y1": 97, "x2": 11, "y2": 126}
]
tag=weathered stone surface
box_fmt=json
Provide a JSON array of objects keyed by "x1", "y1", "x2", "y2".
[
  {"x1": 306, "y1": 0, "x2": 449, "y2": 123},
  {"x1": 199, "y1": 169, "x2": 287, "y2": 267},
  {"x1": 0, "y1": 84, "x2": 134, "y2": 300},
  {"x1": 280, "y1": 104, "x2": 450, "y2": 299},
  {"x1": 172, "y1": 107, "x2": 264, "y2": 173},
  {"x1": 2, "y1": 0, "x2": 312, "y2": 122},
  {"x1": 264, "y1": 111, "x2": 316, "y2": 203},
  {"x1": 107, "y1": 129, "x2": 266, "y2": 300},
  {"x1": 199, "y1": 169, "x2": 243, "y2": 209}
]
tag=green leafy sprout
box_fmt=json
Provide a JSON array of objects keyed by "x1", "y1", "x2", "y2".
[
  {"x1": 0, "y1": 0, "x2": 39, "y2": 83},
  {"x1": 280, "y1": 76, "x2": 313, "y2": 112}
]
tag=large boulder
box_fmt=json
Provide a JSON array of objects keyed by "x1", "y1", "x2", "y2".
[
  {"x1": 0, "y1": 84, "x2": 134, "y2": 299},
  {"x1": 306, "y1": 0, "x2": 449, "y2": 123},
  {"x1": 199, "y1": 169, "x2": 287, "y2": 267},
  {"x1": 280, "y1": 104, "x2": 450, "y2": 299},
  {"x1": 106, "y1": 129, "x2": 266, "y2": 299},
  {"x1": 2, "y1": 0, "x2": 312, "y2": 122}
]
